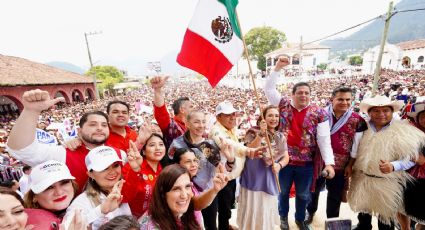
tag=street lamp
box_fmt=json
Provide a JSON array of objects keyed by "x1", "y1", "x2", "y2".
[{"x1": 84, "y1": 31, "x2": 102, "y2": 99}]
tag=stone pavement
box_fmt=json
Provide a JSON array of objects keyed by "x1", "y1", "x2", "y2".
[{"x1": 229, "y1": 191, "x2": 381, "y2": 230}]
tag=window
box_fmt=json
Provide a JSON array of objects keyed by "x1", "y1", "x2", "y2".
[
  {"x1": 418, "y1": 56, "x2": 424, "y2": 63},
  {"x1": 267, "y1": 58, "x2": 272, "y2": 66}
]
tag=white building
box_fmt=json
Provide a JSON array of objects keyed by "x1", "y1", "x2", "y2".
[
  {"x1": 397, "y1": 39, "x2": 425, "y2": 70},
  {"x1": 361, "y1": 42, "x2": 403, "y2": 74},
  {"x1": 264, "y1": 42, "x2": 330, "y2": 74},
  {"x1": 227, "y1": 58, "x2": 259, "y2": 77},
  {"x1": 362, "y1": 39, "x2": 425, "y2": 74}
]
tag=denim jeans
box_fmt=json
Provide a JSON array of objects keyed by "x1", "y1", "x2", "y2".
[
  {"x1": 307, "y1": 170, "x2": 346, "y2": 218},
  {"x1": 278, "y1": 164, "x2": 314, "y2": 222},
  {"x1": 202, "y1": 179, "x2": 236, "y2": 230}
]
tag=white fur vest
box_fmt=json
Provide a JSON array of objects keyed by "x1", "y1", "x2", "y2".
[{"x1": 348, "y1": 120, "x2": 425, "y2": 225}]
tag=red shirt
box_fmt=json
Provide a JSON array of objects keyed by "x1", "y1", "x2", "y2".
[
  {"x1": 122, "y1": 159, "x2": 162, "y2": 218},
  {"x1": 65, "y1": 145, "x2": 90, "y2": 194},
  {"x1": 287, "y1": 107, "x2": 309, "y2": 149},
  {"x1": 153, "y1": 104, "x2": 186, "y2": 132},
  {"x1": 106, "y1": 126, "x2": 138, "y2": 151}
]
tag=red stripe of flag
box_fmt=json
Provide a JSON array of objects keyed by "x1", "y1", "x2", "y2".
[{"x1": 177, "y1": 29, "x2": 233, "y2": 88}]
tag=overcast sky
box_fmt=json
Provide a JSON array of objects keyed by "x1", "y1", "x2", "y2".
[{"x1": 0, "y1": 0, "x2": 399, "y2": 75}]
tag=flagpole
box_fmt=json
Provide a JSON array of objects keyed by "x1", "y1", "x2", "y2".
[{"x1": 235, "y1": 11, "x2": 281, "y2": 193}]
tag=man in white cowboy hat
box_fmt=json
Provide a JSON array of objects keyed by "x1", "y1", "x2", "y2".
[{"x1": 348, "y1": 95, "x2": 425, "y2": 230}]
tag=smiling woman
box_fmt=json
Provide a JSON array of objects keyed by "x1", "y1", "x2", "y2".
[
  {"x1": 0, "y1": 188, "x2": 28, "y2": 230},
  {"x1": 63, "y1": 146, "x2": 135, "y2": 230},
  {"x1": 122, "y1": 134, "x2": 167, "y2": 218},
  {"x1": 23, "y1": 160, "x2": 77, "y2": 228},
  {"x1": 139, "y1": 164, "x2": 201, "y2": 230}
]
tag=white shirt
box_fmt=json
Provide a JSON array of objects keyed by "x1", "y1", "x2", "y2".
[
  {"x1": 64, "y1": 192, "x2": 132, "y2": 230},
  {"x1": 6, "y1": 136, "x2": 126, "y2": 167},
  {"x1": 7, "y1": 135, "x2": 67, "y2": 166},
  {"x1": 19, "y1": 174, "x2": 30, "y2": 195},
  {"x1": 264, "y1": 71, "x2": 335, "y2": 165}
]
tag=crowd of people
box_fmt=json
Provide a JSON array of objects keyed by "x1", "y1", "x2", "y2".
[{"x1": 1, "y1": 59, "x2": 425, "y2": 230}]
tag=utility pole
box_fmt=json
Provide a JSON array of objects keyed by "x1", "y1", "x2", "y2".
[
  {"x1": 372, "y1": 1, "x2": 394, "y2": 96},
  {"x1": 84, "y1": 31, "x2": 102, "y2": 99}
]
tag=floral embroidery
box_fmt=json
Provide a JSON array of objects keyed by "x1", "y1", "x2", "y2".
[{"x1": 278, "y1": 98, "x2": 328, "y2": 162}]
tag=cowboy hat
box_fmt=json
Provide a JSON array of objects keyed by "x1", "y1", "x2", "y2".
[
  {"x1": 359, "y1": 95, "x2": 404, "y2": 113},
  {"x1": 407, "y1": 102, "x2": 425, "y2": 122}
]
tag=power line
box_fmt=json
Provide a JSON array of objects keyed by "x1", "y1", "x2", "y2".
[
  {"x1": 394, "y1": 7, "x2": 425, "y2": 13},
  {"x1": 303, "y1": 7, "x2": 425, "y2": 46},
  {"x1": 322, "y1": 39, "x2": 380, "y2": 42},
  {"x1": 304, "y1": 15, "x2": 383, "y2": 46}
]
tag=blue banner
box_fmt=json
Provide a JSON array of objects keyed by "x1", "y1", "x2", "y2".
[{"x1": 36, "y1": 128, "x2": 57, "y2": 145}]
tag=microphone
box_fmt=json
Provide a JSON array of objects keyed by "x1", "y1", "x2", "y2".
[{"x1": 321, "y1": 170, "x2": 329, "y2": 178}]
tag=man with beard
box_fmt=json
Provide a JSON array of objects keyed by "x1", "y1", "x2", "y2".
[
  {"x1": 6, "y1": 89, "x2": 125, "y2": 193},
  {"x1": 65, "y1": 100, "x2": 150, "y2": 153}
]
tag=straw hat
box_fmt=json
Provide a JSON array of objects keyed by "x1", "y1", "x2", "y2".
[{"x1": 359, "y1": 95, "x2": 404, "y2": 113}]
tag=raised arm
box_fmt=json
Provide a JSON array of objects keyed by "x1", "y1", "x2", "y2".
[
  {"x1": 150, "y1": 76, "x2": 171, "y2": 131},
  {"x1": 264, "y1": 57, "x2": 289, "y2": 106},
  {"x1": 6, "y1": 90, "x2": 66, "y2": 165},
  {"x1": 7, "y1": 89, "x2": 64, "y2": 150}
]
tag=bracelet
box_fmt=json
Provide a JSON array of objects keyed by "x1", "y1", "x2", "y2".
[
  {"x1": 226, "y1": 160, "x2": 235, "y2": 167},
  {"x1": 278, "y1": 161, "x2": 284, "y2": 169}
]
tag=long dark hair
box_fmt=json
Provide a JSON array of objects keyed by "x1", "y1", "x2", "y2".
[
  {"x1": 172, "y1": 147, "x2": 196, "y2": 164},
  {"x1": 141, "y1": 133, "x2": 166, "y2": 156},
  {"x1": 149, "y1": 165, "x2": 201, "y2": 230}
]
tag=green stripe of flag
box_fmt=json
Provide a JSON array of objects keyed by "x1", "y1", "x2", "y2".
[{"x1": 217, "y1": 0, "x2": 241, "y2": 38}]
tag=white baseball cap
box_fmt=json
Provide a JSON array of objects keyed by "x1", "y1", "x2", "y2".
[
  {"x1": 29, "y1": 160, "x2": 75, "y2": 194},
  {"x1": 215, "y1": 101, "x2": 239, "y2": 116},
  {"x1": 85, "y1": 146, "x2": 125, "y2": 172}
]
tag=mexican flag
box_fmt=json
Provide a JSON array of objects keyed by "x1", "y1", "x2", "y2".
[{"x1": 177, "y1": 0, "x2": 244, "y2": 87}]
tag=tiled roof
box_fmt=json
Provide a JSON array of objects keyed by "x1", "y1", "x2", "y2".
[
  {"x1": 0, "y1": 54, "x2": 93, "y2": 86},
  {"x1": 397, "y1": 39, "x2": 425, "y2": 50}
]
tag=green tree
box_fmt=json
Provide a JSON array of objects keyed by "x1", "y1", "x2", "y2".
[
  {"x1": 86, "y1": 66, "x2": 124, "y2": 96},
  {"x1": 349, "y1": 56, "x2": 363, "y2": 66},
  {"x1": 244, "y1": 26, "x2": 286, "y2": 71},
  {"x1": 317, "y1": 63, "x2": 327, "y2": 70}
]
